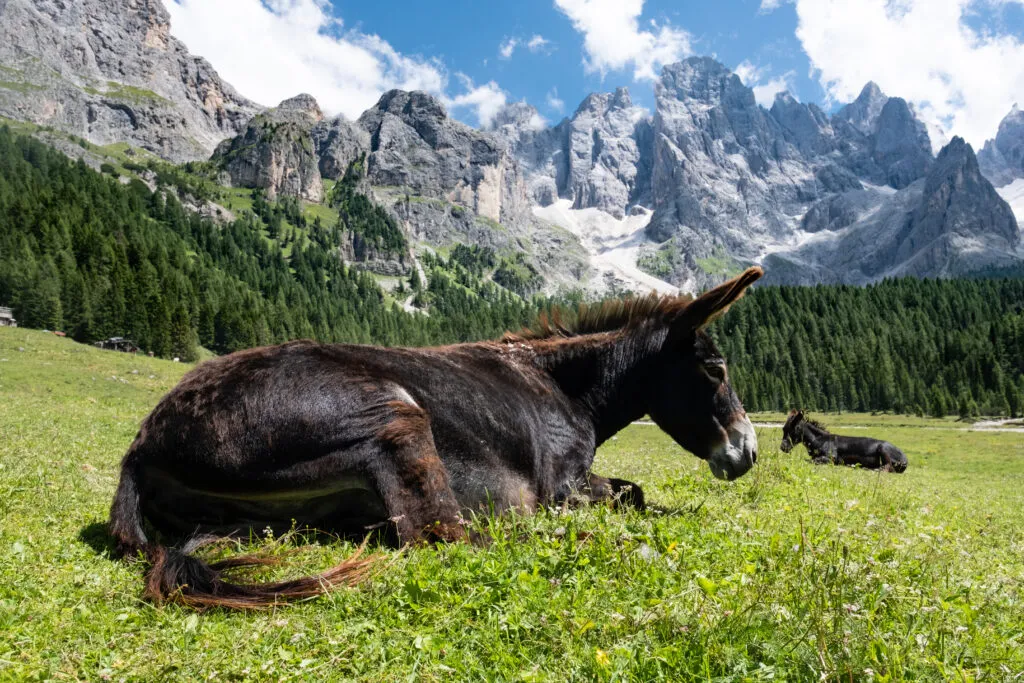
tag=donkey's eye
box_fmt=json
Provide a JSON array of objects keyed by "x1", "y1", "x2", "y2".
[{"x1": 704, "y1": 362, "x2": 727, "y2": 382}]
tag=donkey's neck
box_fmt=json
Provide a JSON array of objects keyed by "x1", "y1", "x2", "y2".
[
  {"x1": 526, "y1": 329, "x2": 663, "y2": 446},
  {"x1": 800, "y1": 422, "x2": 831, "y2": 446}
]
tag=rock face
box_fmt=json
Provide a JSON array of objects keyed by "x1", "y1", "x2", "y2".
[
  {"x1": 490, "y1": 102, "x2": 566, "y2": 208},
  {"x1": 895, "y1": 137, "x2": 1019, "y2": 273},
  {"x1": 312, "y1": 116, "x2": 371, "y2": 182},
  {"x1": 498, "y1": 57, "x2": 1020, "y2": 288},
  {"x1": 0, "y1": 0, "x2": 260, "y2": 161},
  {"x1": 647, "y1": 58, "x2": 796, "y2": 246},
  {"x1": 770, "y1": 92, "x2": 834, "y2": 156},
  {"x1": 212, "y1": 88, "x2": 590, "y2": 289},
  {"x1": 212, "y1": 94, "x2": 325, "y2": 202},
  {"x1": 766, "y1": 138, "x2": 1020, "y2": 282},
  {"x1": 491, "y1": 87, "x2": 652, "y2": 219},
  {"x1": 561, "y1": 88, "x2": 651, "y2": 217},
  {"x1": 354, "y1": 91, "x2": 590, "y2": 289},
  {"x1": 833, "y1": 82, "x2": 888, "y2": 135},
  {"x1": 979, "y1": 105, "x2": 1024, "y2": 187},
  {"x1": 357, "y1": 90, "x2": 521, "y2": 224}
]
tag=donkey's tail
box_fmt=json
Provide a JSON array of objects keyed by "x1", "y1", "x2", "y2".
[
  {"x1": 108, "y1": 449, "x2": 376, "y2": 609},
  {"x1": 141, "y1": 543, "x2": 374, "y2": 610}
]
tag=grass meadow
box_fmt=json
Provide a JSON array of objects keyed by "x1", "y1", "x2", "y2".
[{"x1": 1, "y1": 327, "x2": 1022, "y2": 681}]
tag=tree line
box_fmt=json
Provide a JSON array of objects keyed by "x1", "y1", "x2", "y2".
[{"x1": 712, "y1": 279, "x2": 1024, "y2": 417}]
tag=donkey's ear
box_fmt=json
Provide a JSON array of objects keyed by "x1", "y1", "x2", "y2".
[{"x1": 672, "y1": 266, "x2": 763, "y2": 334}]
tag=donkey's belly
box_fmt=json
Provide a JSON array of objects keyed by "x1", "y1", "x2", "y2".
[{"x1": 139, "y1": 467, "x2": 388, "y2": 538}]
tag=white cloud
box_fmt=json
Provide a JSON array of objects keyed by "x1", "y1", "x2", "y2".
[
  {"x1": 499, "y1": 37, "x2": 519, "y2": 60},
  {"x1": 500, "y1": 34, "x2": 553, "y2": 60},
  {"x1": 735, "y1": 60, "x2": 794, "y2": 107},
  {"x1": 759, "y1": 0, "x2": 783, "y2": 12},
  {"x1": 554, "y1": 0, "x2": 692, "y2": 81},
  {"x1": 752, "y1": 77, "x2": 793, "y2": 108},
  {"x1": 165, "y1": 0, "x2": 447, "y2": 119},
  {"x1": 734, "y1": 60, "x2": 767, "y2": 87},
  {"x1": 527, "y1": 35, "x2": 552, "y2": 52},
  {"x1": 546, "y1": 88, "x2": 566, "y2": 114},
  {"x1": 448, "y1": 76, "x2": 508, "y2": 128},
  {"x1": 792, "y1": 0, "x2": 1024, "y2": 147}
]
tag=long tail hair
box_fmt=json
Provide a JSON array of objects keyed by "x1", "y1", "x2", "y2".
[{"x1": 108, "y1": 449, "x2": 375, "y2": 609}]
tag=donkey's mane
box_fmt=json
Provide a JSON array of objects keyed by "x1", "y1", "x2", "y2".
[
  {"x1": 503, "y1": 292, "x2": 696, "y2": 342},
  {"x1": 803, "y1": 417, "x2": 829, "y2": 432}
]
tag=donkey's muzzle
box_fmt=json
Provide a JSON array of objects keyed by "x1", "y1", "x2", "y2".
[{"x1": 708, "y1": 416, "x2": 758, "y2": 481}]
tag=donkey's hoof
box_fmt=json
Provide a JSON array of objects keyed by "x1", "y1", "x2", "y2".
[{"x1": 608, "y1": 478, "x2": 646, "y2": 511}]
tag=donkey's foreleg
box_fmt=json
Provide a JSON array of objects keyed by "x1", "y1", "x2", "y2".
[
  {"x1": 370, "y1": 400, "x2": 466, "y2": 545},
  {"x1": 584, "y1": 473, "x2": 646, "y2": 510}
]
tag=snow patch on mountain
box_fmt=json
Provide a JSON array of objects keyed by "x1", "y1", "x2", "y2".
[
  {"x1": 997, "y1": 178, "x2": 1024, "y2": 228},
  {"x1": 533, "y1": 200, "x2": 679, "y2": 295}
]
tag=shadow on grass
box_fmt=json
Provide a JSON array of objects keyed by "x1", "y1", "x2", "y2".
[
  {"x1": 78, "y1": 520, "x2": 118, "y2": 557},
  {"x1": 76, "y1": 518, "x2": 399, "y2": 561}
]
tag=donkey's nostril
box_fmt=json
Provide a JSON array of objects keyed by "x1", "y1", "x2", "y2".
[{"x1": 751, "y1": 449, "x2": 758, "y2": 464}]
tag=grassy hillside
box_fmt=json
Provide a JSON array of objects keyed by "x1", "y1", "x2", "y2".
[{"x1": 1, "y1": 328, "x2": 1022, "y2": 680}]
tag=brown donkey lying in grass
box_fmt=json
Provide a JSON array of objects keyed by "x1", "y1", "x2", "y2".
[{"x1": 109, "y1": 267, "x2": 764, "y2": 608}]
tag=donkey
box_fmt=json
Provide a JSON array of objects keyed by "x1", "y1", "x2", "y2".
[
  {"x1": 109, "y1": 267, "x2": 764, "y2": 608},
  {"x1": 780, "y1": 410, "x2": 907, "y2": 472}
]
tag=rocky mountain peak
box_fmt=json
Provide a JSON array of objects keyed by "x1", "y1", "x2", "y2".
[
  {"x1": 358, "y1": 89, "x2": 458, "y2": 153},
  {"x1": 770, "y1": 91, "x2": 834, "y2": 155},
  {"x1": 212, "y1": 94, "x2": 324, "y2": 202},
  {"x1": 612, "y1": 86, "x2": 632, "y2": 109},
  {"x1": 835, "y1": 81, "x2": 889, "y2": 135},
  {"x1": 654, "y1": 56, "x2": 781, "y2": 177},
  {"x1": 657, "y1": 57, "x2": 745, "y2": 105},
  {"x1": 871, "y1": 96, "x2": 932, "y2": 189},
  {"x1": 926, "y1": 136, "x2": 987, "y2": 194},
  {"x1": 576, "y1": 87, "x2": 634, "y2": 116},
  {"x1": 276, "y1": 93, "x2": 324, "y2": 123},
  {"x1": 363, "y1": 89, "x2": 448, "y2": 126},
  {"x1": 859, "y1": 81, "x2": 885, "y2": 101},
  {"x1": 978, "y1": 104, "x2": 1024, "y2": 187},
  {"x1": 888, "y1": 136, "x2": 1020, "y2": 273},
  {"x1": 0, "y1": 0, "x2": 260, "y2": 161}
]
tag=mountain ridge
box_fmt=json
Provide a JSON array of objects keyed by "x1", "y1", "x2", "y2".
[{"x1": 0, "y1": 0, "x2": 1020, "y2": 293}]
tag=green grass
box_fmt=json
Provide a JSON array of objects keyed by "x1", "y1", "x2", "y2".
[
  {"x1": 0, "y1": 116, "x2": 44, "y2": 136},
  {"x1": 696, "y1": 248, "x2": 746, "y2": 279},
  {"x1": 82, "y1": 82, "x2": 168, "y2": 105},
  {"x1": 219, "y1": 186, "x2": 256, "y2": 214},
  {"x1": 302, "y1": 199, "x2": 339, "y2": 227},
  {"x1": 0, "y1": 80, "x2": 45, "y2": 94},
  {"x1": 1, "y1": 327, "x2": 1022, "y2": 680},
  {"x1": 92, "y1": 141, "x2": 160, "y2": 166}
]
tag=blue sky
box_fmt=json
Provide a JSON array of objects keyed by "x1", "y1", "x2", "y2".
[
  {"x1": 335, "y1": 0, "x2": 819, "y2": 117},
  {"x1": 166, "y1": 0, "x2": 1024, "y2": 147}
]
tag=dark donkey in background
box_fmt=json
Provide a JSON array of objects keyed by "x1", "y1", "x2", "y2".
[
  {"x1": 109, "y1": 267, "x2": 764, "y2": 608},
  {"x1": 780, "y1": 410, "x2": 908, "y2": 472}
]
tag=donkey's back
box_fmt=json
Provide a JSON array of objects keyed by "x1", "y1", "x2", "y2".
[
  {"x1": 112, "y1": 338, "x2": 585, "y2": 548},
  {"x1": 834, "y1": 435, "x2": 908, "y2": 473}
]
